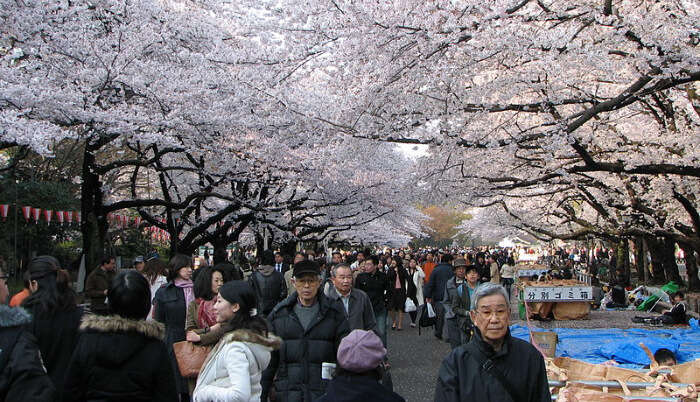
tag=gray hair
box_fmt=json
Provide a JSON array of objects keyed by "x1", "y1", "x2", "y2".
[
  {"x1": 470, "y1": 282, "x2": 510, "y2": 310},
  {"x1": 331, "y1": 263, "x2": 352, "y2": 277}
]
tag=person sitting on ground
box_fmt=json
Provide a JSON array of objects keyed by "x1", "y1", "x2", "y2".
[
  {"x1": 315, "y1": 329, "x2": 405, "y2": 402},
  {"x1": 435, "y1": 283, "x2": 551, "y2": 402},
  {"x1": 661, "y1": 291, "x2": 688, "y2": 325},
  {"x1": 64, "y1": 270, "x2": 177, "y2": 401}
]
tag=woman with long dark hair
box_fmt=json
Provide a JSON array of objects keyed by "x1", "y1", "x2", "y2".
[
  {"x1": 64, "y1": 270, "x2": 177, "y2": 401},
  {"x1": 185, "y1": 265, "x2": 225, "y2": 393},
  {"x1": 152, "y1": 254, "x2": 193, "y2": 401},
  {"x1": 22, "y1": 255, "x2": 82, "y2": 401},
  {"x1": 387, "y1": 258, "x2": 409, "y2": 331},
  {"x1": 193, "y1": 281, "x2": 280, "y2": 401}
]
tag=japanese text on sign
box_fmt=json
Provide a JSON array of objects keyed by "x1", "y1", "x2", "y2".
[{"x1": 524, "y1": 286, "x2": 593, "y2": 302}]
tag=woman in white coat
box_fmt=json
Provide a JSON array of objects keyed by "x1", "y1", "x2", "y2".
[
  {"x1": 193, "y1": 281, "x2": 281, "y2": 402},
  {"x1": 407, "y1": 258, "x2": 425, "y2": 327}
]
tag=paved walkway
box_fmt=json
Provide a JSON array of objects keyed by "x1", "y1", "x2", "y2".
[{"x1": 387, "y1": 315, "x2": 451, "y2": 402}]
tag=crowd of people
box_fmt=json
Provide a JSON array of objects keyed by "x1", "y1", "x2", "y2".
[{"x1": 0, "y1": 247, "x2": 551, "y2": 402}]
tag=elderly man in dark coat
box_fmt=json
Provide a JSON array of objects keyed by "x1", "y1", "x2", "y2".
[
  {"x1": 326, "y1": 263, "x2": 377, "y2": 332},
  {"x1": 262, "y1": 260, "x2": 350, "y2": 402},
  {"x1": 435, "y1": 283, "x2": 550, "y2": 402}
]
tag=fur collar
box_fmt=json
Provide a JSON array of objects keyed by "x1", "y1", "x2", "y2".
[
  {"x1": 222, "y1": 329, "x2": 282, "y2": 350},
  {"x1": 80, "y1": 314, "x2": 165, "y2": 340},
  {"x1": 0, "y1": 305, "x2": 32, "y2": 328}
]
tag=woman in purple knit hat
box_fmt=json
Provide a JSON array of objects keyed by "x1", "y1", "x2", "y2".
[{"x1": 314, "y1": 329, "x2": 405, "y2": 402}]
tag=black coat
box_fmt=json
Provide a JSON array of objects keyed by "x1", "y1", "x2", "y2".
[
  {"x1": 355, "y1": 270, "x2": 390, "y2": 314},
  {"x1": 435, "y1": 328, "x2": 551, "y2": 402},
  {"x1": 0, "y1": 305, "x2": 55, "y2": 402},
  {"x1": 153, "y1": 282, "x2": 188, "y2": 394},
  {"x1": 63, "y1": 314, "x2": 177, "y2": 402},
  {"x1": 387, "y1": 266, "x2": 409, "y2": 292},
  {"x1": 262, "y1": 292, "x2": 350, "y2": 402},
  {"x1": 423, "y1": 263, "x2": 454, "y2": 302},
  {"x1": 23, "y1": 304, "x2": 82, "y2": 401},
  {"x1": 315, "y1": 374, "x2": 405, "y2": 402},
  {"x1": 249, "y1": 265, "x2": 288, "y2": 316}
]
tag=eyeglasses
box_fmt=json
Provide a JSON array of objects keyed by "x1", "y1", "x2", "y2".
[
  {"x1": 476, "y1": 308, "x2": 509, "y2": 320},
  {"x1": 0, "y1": 275, "x2": 8, "y2": 281}
]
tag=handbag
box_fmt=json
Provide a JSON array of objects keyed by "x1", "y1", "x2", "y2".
[
  {"x1": 173, "y1": 340, "x2": 212, "y2": 378},
  {"x1": 404, "y1": 298, "x2": 417, "y2": 313}
]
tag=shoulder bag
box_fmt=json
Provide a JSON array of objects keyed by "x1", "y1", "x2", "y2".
[{"x1": 173, "y1": 340, "x2": 213, "y2": 378}]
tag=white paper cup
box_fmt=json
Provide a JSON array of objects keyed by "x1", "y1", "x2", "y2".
[{"x1": 321, "y1": 362, "x2": 336, "y2": 380}]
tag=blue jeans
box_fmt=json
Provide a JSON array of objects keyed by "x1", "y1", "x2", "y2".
[{"x1": 375, "y1": 309, "x2": 388, "y2": 348}]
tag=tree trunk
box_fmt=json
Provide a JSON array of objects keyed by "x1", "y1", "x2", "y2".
[
  {"x1": 254, "y1": 232, "x2": 265, "y2": 258},
  {"x1": 634, "y1": 237, "x2": 645, "y2": 281},
  {"x1": 212, "y1": 237, "x2": 229, "y2": 264},
  {"x1": 660, "y1": 238, "x2": 682, "y2": 285},
  {"x1": 679, "y1": 244, "x2": 700, "y2": 291},
  {"x1": 80, "y1": 147, "x2": 108, "y2": 275},
  {"x1": 616, "y1": 240, "x2": 631, "y2": 285},
  {"x1": 280, "y1": 240, "x2": 298, "y2": 262},
  {"x1": 647, "y1": 237, "x2": 667, "y2": 284}
]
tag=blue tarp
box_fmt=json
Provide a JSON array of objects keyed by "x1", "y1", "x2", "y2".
[{"x1": 510, "y1": 319, "x2": 700, "y2": 368}]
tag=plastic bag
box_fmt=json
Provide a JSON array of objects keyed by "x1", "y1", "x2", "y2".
[
  {"x1": 404, "y1": 298, "x2": 416, "y2": 313},
  {"x1": 426, "y1": 302, "x2": 436, "y2": 318}
]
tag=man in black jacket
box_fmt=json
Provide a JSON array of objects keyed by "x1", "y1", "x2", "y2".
[
  {"x1": 435, "y1": 283, "x2": 550, "y2": 402},
  {"x1": 355, "y1": 255, "x2": 390, "y2": 347},
  {"x1": 262, "y1": 260, "x2": 350, "y2": 402},
  {"x1": 424, "y1": 253, "x2": 454, "y2": 340},
  {"x1": 0, "y1": 268, "x2": 55, "y2": 402}
]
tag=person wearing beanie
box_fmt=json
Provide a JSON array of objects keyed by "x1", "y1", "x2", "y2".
[
  {"x1": 193, "y1": 281, "x2": 281, "y2": 402},
  {"x1": 262, "y1": 260, "x2": 350, "y2": 402},
  {"x1": 315, "y1": 329, "x2": 405, "y2": 402}
]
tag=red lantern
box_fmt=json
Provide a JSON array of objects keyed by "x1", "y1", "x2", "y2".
[
  {"x1": 32, "y1": 208, "x2": 42, "y2": 224},
  {"x1": 22, "y1": 206, "x2": 32, "y2": 222},
  {"x1": 0, "y1": 204, "x2": 9, "y2": 221},
  {"x1": 56, "y1": 210, "x2": 65, "y2": 225},
  {"x1": 64, "y1": 211, "x2": 72, "y2": 225},
  {"x1": 74, "y1": 211, "x2": 81, "y2": 224},
  {"x1": 134, "y1": 216, "x2": 142, "y2": 227},
  {"x1": 107, "y1": 213, "x2": 114, "y2": 223},
  {"x1": 44, "y1": 209, "x2": 53, "y2": 224}
]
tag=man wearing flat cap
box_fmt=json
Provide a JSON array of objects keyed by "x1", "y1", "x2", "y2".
[{"x1": 262, "y1": 260, "x2": 350, "y2": 402}]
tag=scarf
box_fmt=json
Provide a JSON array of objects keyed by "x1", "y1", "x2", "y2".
[
  {"x1": 196, "y1": 298, "x2": 217, "y2": 328},
  {"x1": 174, "y1": 278, "x2": 194, "y2": 307}
]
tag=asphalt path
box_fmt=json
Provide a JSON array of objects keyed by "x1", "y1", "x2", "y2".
[{"x1": 386, "y1": 314, "x2": 451, "y2": 402}]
